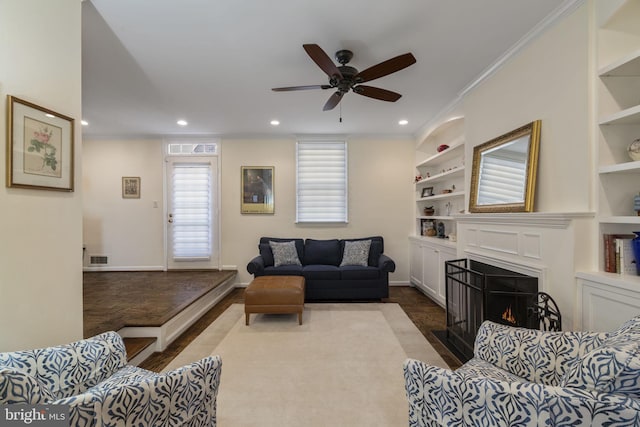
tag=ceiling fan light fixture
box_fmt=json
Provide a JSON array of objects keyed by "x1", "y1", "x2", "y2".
[
  {"x1": 270, "y1": 120, "x2": 280, "y2": 126},
  {"x1": 399, "y1": 119, "x2": 408, "y2": 126}
]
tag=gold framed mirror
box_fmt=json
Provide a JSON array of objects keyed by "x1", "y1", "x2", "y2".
[{"x1": 469, "y1": 120, "x2": 541, "y2": 213}]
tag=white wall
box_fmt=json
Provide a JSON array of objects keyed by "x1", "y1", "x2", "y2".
[
  {"x1": 82, "y1": 136, "x2": 415, "y2": 285},
  {"x1": 458, "y1": 4, "x2": 593, "y2": 329},
  {"x1": 464, "y1": 4, "x2": 591, "y2": 214},
  {"x1": 83, "y1": 139, "x2": 165, "y2": 270},
  {"x1": 0, "y1": 0, "x2": 83, "y2": 351}
]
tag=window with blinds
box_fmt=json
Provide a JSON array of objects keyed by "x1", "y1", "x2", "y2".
[
  {"x1": 296, "y1": 140, "x2": 348, "y2": 223},
  {"x1": 477, "y1": 150, "x2": 527, "y2": 205},
  {"x1": 171, "y1": 163, "x2": 212, "y2": 260}
]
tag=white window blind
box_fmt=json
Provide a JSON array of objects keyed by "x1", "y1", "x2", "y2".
[
  {"x1": 477, "y1": 153, "x2": 527, "y2": 205},
  {"x1": 296, "y1": 140, "x2": 348, "y2": 223},
  {"x1": 171, "y1": 163, "x2": 212, "y2": 260}
]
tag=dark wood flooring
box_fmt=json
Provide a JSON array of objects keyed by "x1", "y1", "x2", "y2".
[
  {"x1": 136, "y1": 286, "x2": 463, "y2": 372},
  {"x1": 83, "y1": 270, "x2": 237, "y2": 338}
]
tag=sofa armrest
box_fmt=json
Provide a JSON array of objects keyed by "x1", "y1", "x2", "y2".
[
  {"x1": 474, "y1": 321, "x2": 608, "y2": 385},
  {"x1": 247, "y1": 255, "x2": 265, "y2": 275},
  {"x1": 56, "y1": 355, "x2": 222, "y2": 427},
  {"x1": 377, "y1": 254, "x2": 396, "y2": 272}
]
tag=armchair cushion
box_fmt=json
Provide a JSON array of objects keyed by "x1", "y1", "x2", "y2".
[{"x1": 0, "y1": 368, "x2": 55, "y2": 404}]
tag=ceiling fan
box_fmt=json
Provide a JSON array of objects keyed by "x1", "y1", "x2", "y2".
[{"x1": 272, "y1": 44, "x2": 416, "y2": 111}]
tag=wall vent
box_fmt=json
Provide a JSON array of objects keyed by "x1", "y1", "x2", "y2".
[{"x1": 90, "y1": 255, "x2": 108, "y2": 265}]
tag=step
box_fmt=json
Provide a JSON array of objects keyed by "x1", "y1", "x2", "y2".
[{"x1": 124, "y1": 337, "x2": 156, "y2": 366}]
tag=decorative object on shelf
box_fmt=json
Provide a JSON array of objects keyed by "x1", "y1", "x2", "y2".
[
  {"x1": 448, "y1": 233, "x2": 457, "y2": 242},
  {"x1": 422, "y1": 219, "x2": 436, "y2": 236},
  {"x1": 469, "y1": 120, "x2": 541, "y2": 213},
  {"x1": 423, "y1": 206, "x2": 435, "y2": 216},
  {"x1": 635, "y1": 193, "x2": 640, "y2": 216},
  {"x1": 442, "y1": 189, "x2": 452, "y2": 194},
  {"x1": 436, "y1": 221, "x2": 445, "y2": 238},
  {"x1": 6, "y1": 95, "x2": 75, "y2": 191},
  {"x1": 445, "y1": 202, "x2": 452, "y2": 216},
  {"x1": 421, "y1": 187, "x2": 434, "y2": 197},
  {"x1": 437, "y1": 144, "x2": 449, "y2": 152},
  {"x1": 414, "y1": 175, "x2": 422, "y2": 183},
  {"x1": 632, "y1": 232, "x2": 640, "y2": 275},
  {"x1": 628, "y1": 138, "x2": 640, "y2": 161}
]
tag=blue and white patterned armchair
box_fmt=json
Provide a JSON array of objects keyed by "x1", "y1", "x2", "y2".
[
  {"x1": 0, "y1": 331, "x2": 222, "y2": 426},
  {"x1": 404, "y1": 316, "x2": 640, "y2": 426}
]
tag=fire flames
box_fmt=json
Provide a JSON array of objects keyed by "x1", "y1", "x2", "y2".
[{"x1": 502, "y1": 305, "x2": 516, "y2": 324}]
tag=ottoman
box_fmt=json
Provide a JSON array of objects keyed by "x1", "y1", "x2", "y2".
[{"x1": 244, "y1": 276, "x2": 305, "y2": 325}]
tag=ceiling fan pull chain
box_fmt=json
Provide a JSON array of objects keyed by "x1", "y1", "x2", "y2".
[{"x1": 339, "y1": 102, "x2": 342, "y2": 123}]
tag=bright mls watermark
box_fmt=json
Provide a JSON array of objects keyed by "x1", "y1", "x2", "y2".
[{"x1": 0, "y1": 405, "x2": 69, "y2": 426}]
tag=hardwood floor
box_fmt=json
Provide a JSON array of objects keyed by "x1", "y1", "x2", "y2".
[{"x1": 137, "y1": 285, "x2": 463, "y2": 372}]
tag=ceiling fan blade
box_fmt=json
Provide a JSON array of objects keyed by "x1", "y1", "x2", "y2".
[
  {"x1": 323, "y1": 91, "x2": 344, "y2": 111},
  {"x1": 303, "y1": 44, "x2": 343, "y2": 79},
  {"x1": 272, "y1": 85, "x2": 332, "y2": 92},
  {"x1": 356, "y1": 53, "x2": 416, "y2": 83},
  {"x1": 353, "y1": 85, "x2": 402, "y2": 102}
]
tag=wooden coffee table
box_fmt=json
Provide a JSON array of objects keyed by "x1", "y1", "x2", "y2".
[{"x1": 244, "y1": 276, "x2": 305, "y2": 325}]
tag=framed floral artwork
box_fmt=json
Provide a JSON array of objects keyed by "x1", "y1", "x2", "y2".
[{"x1": 6, "y1": 96, "x2": 75, "y2": 191}]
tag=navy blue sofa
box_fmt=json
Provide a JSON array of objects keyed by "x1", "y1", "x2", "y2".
[{"x1": 246, "y1": 236, "x2": 396, "y2": 301}]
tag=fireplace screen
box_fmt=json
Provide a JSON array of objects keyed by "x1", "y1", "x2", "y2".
[{"x1": 444, "y1": 259, "x2": 541, "y2": 361}]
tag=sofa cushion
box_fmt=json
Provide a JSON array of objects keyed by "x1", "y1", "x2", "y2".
[
  {"x1": 302, "y1": 265, "x2": 341, "y2": 280},
  {"x1": 339, "y1": 266, "x2": 380, "y2": 280},
  {"x1": 340, "y1": 237, "x2": 383, "y2": 267},
  {"x1": 258, "y1": 243, "x2": 275, "y2": 267},
  {"x1": 304, "y1": 239, "x2": 341, "y2": 266},
  {"x1": 269, "y1": 241, "x2": 302, "y2": 267},
  {"x1": 264, "y1": 265, "x2": 304, "y2": 275},
  {"x1": 340, "y1": 239, "x2": 371, "y2": 266}
]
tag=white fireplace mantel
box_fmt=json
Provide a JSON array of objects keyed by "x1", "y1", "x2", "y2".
[
  {"x1": 454, "y1": 211, "x2": 594, "y2": 330},
  {"x1": 453, "y1": 212, "x2": 594, "y2": 229}
]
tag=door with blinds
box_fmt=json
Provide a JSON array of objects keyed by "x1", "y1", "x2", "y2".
[{"x1": 166, "y1": 157, "x2": 219, "y2": 270}]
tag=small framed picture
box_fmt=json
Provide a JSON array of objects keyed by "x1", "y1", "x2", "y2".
[
  {"x1": 122, "y1": 177, "x2": 141, "y2": 199},
  {"x1": 6, "y1": 96, "x2": 75, "y2": 191},
  {"x1": 421, "y1": 187, "x2": 434, "y2": 197}
]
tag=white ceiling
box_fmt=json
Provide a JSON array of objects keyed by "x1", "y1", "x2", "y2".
[{"x1": 82, "y1": 0, "x2": 577, "y2": 139}]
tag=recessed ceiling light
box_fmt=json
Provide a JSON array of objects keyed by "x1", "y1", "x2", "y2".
[
  {"x1": 399, "y1": 119, "x2": 409, "y2": 126},
  {"x1": 270, "y1": 120, "x2": 280, "y2": 126},
  {"x1": 81, "y1": 120, "x2": 89, "y2": 126},
  {"x1": 177, "y1": 119, "x2": 188, "y2": 126}
]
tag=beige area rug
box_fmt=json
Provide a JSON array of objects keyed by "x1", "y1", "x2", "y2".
[{"x1": 164, "y1": 303, "x2": 449, "y2": 427}]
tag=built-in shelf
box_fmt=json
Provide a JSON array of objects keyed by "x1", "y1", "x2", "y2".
[
  {"x1": 415, "y1": 166, "x2": 465, "y2": 185},
  {"x1": 599, "y1": 104, "x2": 640, "y2": 125},
  {"x1": 409, "y1": 234, "x2": 457, "y2": 249},
  {"x1": 417, "y1": 215, "x2": 459, "y2": 221},
  {"x1": 416, "y1": 141, "x2": 464, "y2": 168},
  {"x1": 577, "y1": 270, "x2": 640, "y2": 290},
  {"x1": 599, "y1": 161, "x2": 640, "y2": 174},
  {"x1": 598, "y1": 48, "x2": 640, "y2": 76},
  {"x1": 599, "y1": 216, "x2": 640, "y2": 224},
  {"x1": 417, "y1": 190, "x2": 465, "y2": 202}
]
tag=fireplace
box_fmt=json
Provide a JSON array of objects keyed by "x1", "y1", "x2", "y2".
[{"x1": 443, "y1": 258, "x2": 558, "y2": 361}]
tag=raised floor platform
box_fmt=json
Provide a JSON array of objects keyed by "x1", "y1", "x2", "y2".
[{"x1": 83, "y1": 270, "x2": 237, "y2": 361}]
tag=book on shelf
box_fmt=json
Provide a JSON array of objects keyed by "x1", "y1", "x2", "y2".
[{"x1": 604, "y1": 234, "x2": 636, "y2": 274}]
